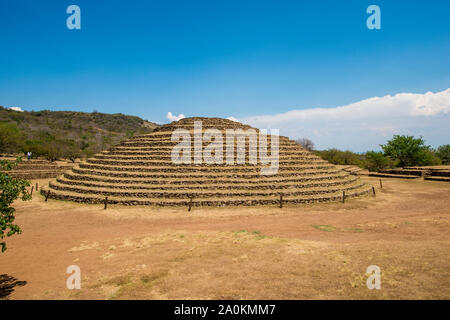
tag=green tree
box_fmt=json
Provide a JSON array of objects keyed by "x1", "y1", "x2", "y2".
[
  {"x1": 381, "y1": 135, "x2": 436, "y2": 167},
  {"x1": 23, "y1": 139, "x2": 44, "y2": 156},
  {"x1": 41, "y1": 141, "x2": 62, "y2": 162},
  {"x1": 436, "y1": 144, "x2": 450, "y2": 164},
  {"x1": 365, "y1": 151, "x2": 395, "y2": 171},
  {"x1": 0, "y1": 157, "x2": 31, "y2": 252},
  {"x1": 314, "y1": 149, "x2": 364, "y2": 167},
  {"x1": 420, "y1": 149, "x2": 441, "y2": 166},
  {"x1": 0, "y1": 122, "x2": 24, "y2": 153},
  {"x1": 27, "y1": 133, "x2": 62, "y2": 161},
  {"x1": 61, "y1": 139, "x2": 81, "y2": 163}
]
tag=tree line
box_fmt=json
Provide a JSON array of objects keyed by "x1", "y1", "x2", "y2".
[{"x1": 296, "y1": 136, "x2": 450, "y2": 171}]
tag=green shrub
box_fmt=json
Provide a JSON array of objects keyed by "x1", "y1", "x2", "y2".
[
  {"x1": 0, "y1": 158, "x2": 31, "y2": 252},
  {"x1": 0, "y1": 122, "x2": 24, "y2": 153},
  {"x1": 364, "y1": 151, "x2": 396, "y2": 171},
  {"x1": 436, "y1": 144, "x2": 450, "y2": 164},
  {"x1": 418, "y1": 149, "x2": 441, "y2": 166},
  {"x1": 314, "y1": 149, "x2": 364, "y2": 167}
]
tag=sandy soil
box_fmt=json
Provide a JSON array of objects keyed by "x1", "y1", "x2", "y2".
[{"x1": 0, "y1": 177, "x2": 449, "y2": 299}]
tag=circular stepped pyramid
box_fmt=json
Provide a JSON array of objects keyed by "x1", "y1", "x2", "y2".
[
  {"x1": 41, "y1": 117, "x2": 372, "y2": 206},
  {"x1": 1, "y1": 158, "x2": 74, "y2": 180}
]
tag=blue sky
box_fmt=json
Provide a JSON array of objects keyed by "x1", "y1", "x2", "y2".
[{"x1": 0, "y1": 1, "x2": 449, "y2": 150}]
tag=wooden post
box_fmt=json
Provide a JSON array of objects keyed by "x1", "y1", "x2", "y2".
[
  {"x1": 188, "y1": 196, "x2": 193, "y2": 212},
  {"x1": 279, "y1": 194, "x2": 283, "y2": 208},
  {"x1": 342, "y1": 191, "x2": 346, "y2": 203},
  {"x1": 372, "y1": 186, "x2": 376, "y2": 197},
  {"x1": 379, "y1": 179, "x2": 383, "y2": 189},
  {"x1": 36, "y1": 182, "x2": 38, "y2": 191},
  {"x1": 45, "y1": 190, "x2": 51, "y2": 202},
  {"x1": 30, "y1": 186, "x2": 34, "y2": 196},
  {"x1": 104, "y1": 197, "x2": 108, "y2": 210}
]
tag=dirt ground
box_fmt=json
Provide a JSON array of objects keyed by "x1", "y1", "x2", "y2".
[{"x1": 1, "y1": 177, "x2": 449, "y2": 300}]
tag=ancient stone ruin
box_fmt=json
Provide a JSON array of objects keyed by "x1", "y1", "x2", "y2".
[
  {"x1": 1, "y1": 157, "x2": 74, "y2": 180},
  {"x1": 41, "y1": 117, "x2": 372, "y2": 206}
]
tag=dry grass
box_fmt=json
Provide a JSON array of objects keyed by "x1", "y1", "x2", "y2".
[{"x1": 0, "y1": 177, "x2": 449, "y2": 299}]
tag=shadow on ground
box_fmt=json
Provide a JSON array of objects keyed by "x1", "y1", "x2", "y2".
[{"x1": 0, "y1": 274, "x2": 27, "y2": 299}]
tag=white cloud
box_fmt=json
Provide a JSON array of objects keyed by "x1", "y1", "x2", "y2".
[
  {"x1": 239, "y1": 88, "x2": 450, "y2": 152},
  {"x1": 8, "y1": 107, "x2": 24, "y2": 112},
  {"x1": 226, "y1": 116, "x2": 239, "y2": 122},
  {"x1": 167, "y1": 112, "x2": 185, "y2": 122}
]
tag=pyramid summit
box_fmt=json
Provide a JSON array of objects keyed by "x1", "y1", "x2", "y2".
[
  {"x1": 41, "y1": 117, "x2": 371, "y2": 206},
  {"x1": 169, "y1": 118, "x2": 280, "y2": 175}
]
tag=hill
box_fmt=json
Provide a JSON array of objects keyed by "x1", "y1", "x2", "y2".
[{"x1": 0, "y1": 106, "x2": 159, "y2": 161}]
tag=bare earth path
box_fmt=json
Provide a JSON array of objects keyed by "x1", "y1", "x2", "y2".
[{"x1": 1, "y1": 177, "x2": 449, "y2": 299}]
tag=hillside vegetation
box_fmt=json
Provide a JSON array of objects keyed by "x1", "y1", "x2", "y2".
[{"x1": 0, "y1": 106, "x2": 158, "y2": 161}]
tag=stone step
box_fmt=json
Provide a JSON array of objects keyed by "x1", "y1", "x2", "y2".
[
  {"x1": 41, "y1": 184, "x2": 371, "y2": 206},
  {"x1": 101, "y1": 152, "x2": 315, "y2": 159},
  {"x1": 16, "y1": 160, "x2": 51, "y2": 164},
  {"x1": 405, "y1": 166, "x2": 450, "y2": 171},
  {"x1": 63, "y1": 171, "x2": 351, "y2": 185},
  {"x1": 90, "y1": 157, "x2": 321, "y2": 164},
  {"x1": 93, "y1": 153, "x2": 317, "y2": 160},
  {"x1": 424, "y1": 176, "x2": 450, "y2": 182},
  {"x1": 86, "y1": 159, "x2": 328, "y2": 167},
  {"x1": 368, "y1": 173, "x2": 419, "y2": 179},
  {"x1": 56, "y1": 175, "x2": 358, "y2": 191},
  {"x1": 48, "y1": 180, "x2": 366, "y2": 199},
  {"x1": 71, "y1": 166, "x2": 342, "y2": 179},
  {"x1": 152, "y1": 125, "x2": 258, "y2": 132},
  {"x1": 127, "y1": 135, "x2": 292, "y2": 142},
  {"x1": 378, "y1": 169, "x2": 423, "y2": 176},
  {"x1": 78, "y1": 162, "x2": 335, "y2": 173},
  {"x1": 114, "y1": 144, "x2": 302, "y2": 150},
  {"x1": 13, "y1": 164, "x2": 61, "y2": 171},
  {"x1": 7, "y1": 170, "x2": 64, "y2": 179},
  {"x1": 121, "y1": 135, "x2": 292, "y2": 146},
  {"x1": 429, "y1": 171, "x2": 450, "y2": 177},
  {"x1": 105, "y1": 149, "x2": 311, "y2": 156}
]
